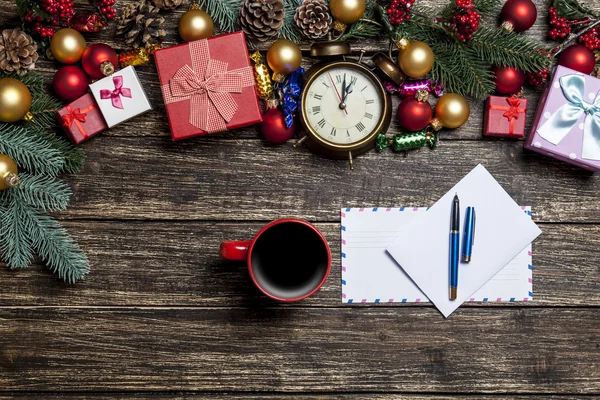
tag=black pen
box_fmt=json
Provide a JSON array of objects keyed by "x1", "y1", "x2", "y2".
[{"x1": 449, "y1": 193, "x2": 460, "y2": 300}]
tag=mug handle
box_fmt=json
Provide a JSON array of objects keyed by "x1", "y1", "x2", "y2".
[{"x1": 220, "y1": 241, "x2": 251, "y2": 261}]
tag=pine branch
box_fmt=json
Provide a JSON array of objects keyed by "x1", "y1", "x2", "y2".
[
  {"x1": 11, "y1": 172, "x2": 72, "y2": 212},
  {"x1": 0, "y1": 193, "x2": 34, "y2": 269},
  {"x1": 470, "y1": 27, "x2": 552, "y2": 73},
  {"x1": 553, "y1": 0, "x2": 599, "y2": 19},
  {"x1": 28, "y1": 126, "x2": 85, "y2": 174},
  {"x1": 0, "y1": 123, "x2": 65, "y2": 176},
  {"x1": 340, "y1": 0, "x2": 384, "y2": 41},
  {"x1": 26, "y1": 208, "x2": 89, "y2": 283},
  {"x1": 30, "y1": 92, "x2": 63, "y2": 130},
  {"x1": 279, "y1": 0, "x2": 302, "y2": 43},
  {"x1": 473, "y1": 0, "x2": 502, "y2": 18},
  {"x1": 197, "y1": 0, "x2": 241, "y2": 33}
]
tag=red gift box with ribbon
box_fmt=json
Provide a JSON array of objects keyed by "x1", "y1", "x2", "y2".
[
  {"x1": 483, "y1": 95, "x2": 528, "y2": 138},
  {"x1": 56, "y1": 93, "x2": 108, "y2": 144},
  {"x1": 154, "y1": 32, "x2": 262, "y2": 141}
]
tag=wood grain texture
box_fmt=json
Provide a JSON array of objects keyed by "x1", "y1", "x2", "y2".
[
  {"x1": 0, "y1": 221, "x2": 598, "y2": 306},
  {"x1": 58, "y1": 137, "x2": 600, "y2": 222},
  {"x1": 0, "y1": 395, "x2": 594, "y2": 399},
  {"x1": 2, "y1": 0, "x2": 600, "y2": 396},
  {"x1": 0, "y1": 308, "x2": 598, "y2": 392}
]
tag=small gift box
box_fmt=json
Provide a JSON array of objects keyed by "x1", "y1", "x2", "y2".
[
  {"x1": 154, "y1": 31, "x2": 262, "y2": 141},
  {"x1": 89, "y1": 66, "x2": 152, "y2": 128},
  {"x1": 56, "y1": 93, "x2": 108, "y2": 144},
  {"x1": 484, "y1": 95, "x2": 527, "y2": 138},
  {"x1": 525, "y1": 65, "x2": 600, "y2": 172}
]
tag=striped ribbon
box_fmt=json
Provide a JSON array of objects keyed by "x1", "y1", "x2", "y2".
[{"x1": 161, "y1": 39, "x2": 255, "y2": 133}]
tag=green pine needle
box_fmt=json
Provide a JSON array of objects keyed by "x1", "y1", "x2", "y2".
[
  {"x1": 473, "y1": 0, "x2": 502, "y2": 18},
  {"x1": 0, "y1": 195, "x2": 34, "y2": 269},
  {"x1": 279, "y1": 0, "x2": 302, "y2": 42},
  {"x1": 11, "y1": 172, "x2": 72, "y2": 212},
  {"x1": 340, "y1": 0, "x2": 383, "y2": 41},
  {"x1": 0, "y1": 69, "x2": 87, "y2": 283},
  {"x1": 26, "y1": 208, "x2": 89, "y2": 283},
  {"x1": 197, "y1": 0, "x2": 241, "y2": 33},
  {"x1": 29, "y1": 126, "x2": 85, "y2": 174},
  {"x1": 552, "y1": 0, "x2": 598, "y2": 19},
  {"x1": 0, "y1": 123, "x2": 65, "y2": 176},
  {"x1": 470, "y1": 27, "x2": 552, "y2": 73}
]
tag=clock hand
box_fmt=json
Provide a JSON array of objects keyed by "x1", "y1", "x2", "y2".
[
  {"x1": 341, "y1": 73, "x2": 347, "y2": 103},
  {"x1": 328, "y1": 72, "x2": 348, "y2": 115},
  {"x1": 343, "y1": 81, "x2": 354, "y2": 103}
]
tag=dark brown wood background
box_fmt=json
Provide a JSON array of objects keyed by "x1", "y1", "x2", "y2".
[{"x1": 1, "y1": 0, "x2": 600, "y2": 397}]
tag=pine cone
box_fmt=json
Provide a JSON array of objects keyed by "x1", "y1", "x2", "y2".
[
  {"x1": 295, "y1": 0, "x2": 331, "y2": 39},
  {"x1": 239, "y1": 0, "x2": 285, "y2": 42},
  {"x1": 149, "y1": 0, "x2": 186, "y2": 10},
  {"x1": 116, "y1": 1, "x2": 166, "y2": 49},
  {"x1": 0, "y1": 28, "x2": 38, "y2": 76}
]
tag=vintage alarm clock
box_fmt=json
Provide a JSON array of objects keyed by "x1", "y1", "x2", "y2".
[{"x1": 297, "y1": 42, "x2": 401, "y2": 167}]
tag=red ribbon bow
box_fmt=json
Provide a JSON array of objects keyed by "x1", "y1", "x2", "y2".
[
  {"x1": 489, "y1": 96, "x2": 526, "y2": 135},
  {"x1": 161, "y1": 39, "x2": 255, "y2": 133},
  {"x1": 61, "y1": 104, "x2": 95, "y2": 137},
  {"x1": 62, "y1": 107, "x2": 88, "y2": 127},
  {"x1": 100, "y1": 75, "x2": 132, "y2": 109}
]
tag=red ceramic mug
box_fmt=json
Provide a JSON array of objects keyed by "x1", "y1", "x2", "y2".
[{"x1": 220, "y1": 218, "x2": 331, "y2": 302}]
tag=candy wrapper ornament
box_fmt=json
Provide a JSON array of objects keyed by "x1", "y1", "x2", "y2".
[
  {"x1": 279, "y1": 67, "x2": 304, "y2": 128},
  {"x1": 89, "y1": 66, "x2": 152, "y2": 128},
  {"x1": 484, "y1": 95, "x2": 527, "y2": 138},
  {"x1": 56, "y1": 93, "x2": 108, "y2": 144},
  {"x1": 525, "y1": 66, "x2": 600, "y2": 171},
  {"x1": 154, "y1": 32, "x2": 262, "y2": 140}
]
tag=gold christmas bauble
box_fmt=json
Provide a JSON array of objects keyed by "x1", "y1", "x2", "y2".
[
  {"x1": 50, "y1": 28, "x2": 86, "y2": 64},
  {"x1": 0, "y1": 154, "x2": 19, "y2": 190},
  {"x1": 267, "y1": 39, "x2": 302, "y2": 82},
  {"x1": 0, "y1": 78, "x2": 32, "y2": 123},
  {"x1": 435, "y1": 93, "x2": 470, "y2": 129},
  {"x1": 397, "y1": 41, "x2": 434, "y2": 78},
  {"x1": 179, "y1": 8, "x2": 214, "y2": 42},
  {"x1": 330, "y1": 0, "x2": 366, "y2": 30}
]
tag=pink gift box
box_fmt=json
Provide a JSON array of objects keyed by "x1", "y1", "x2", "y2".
[
  {"x1": 154, "y1": 31, "x2": 262, "y2": 141},
  {"x1": 525, "y1": 65, "x2": 600, "y2": 172},
  {"x1": 56, "y1": 93, "x2": 108, "y2": 145},
  {"x1": 484, "y1": 95, "x2": 528, "y2": 138}
]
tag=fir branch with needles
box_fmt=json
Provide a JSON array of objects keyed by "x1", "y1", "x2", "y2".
[
  {"x1": 279, "y1": 0, "x2": 302, "y2": 42},
  {"x1": 340, "y1": 0, "x2": 384, "y2": 41},
  {"x1": 0, "y1": 71, "x2": 89, "y2": 282},
  {"x1": 196, "y1": 0, "x2": 241, "y2": 33},
  {"x1": 552, "y1": 0, "x2": 599, "y2": 20}
]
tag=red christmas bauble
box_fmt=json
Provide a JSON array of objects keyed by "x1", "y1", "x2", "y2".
[
  {"x1": 500, "y1": 0, "x2": 537, "y2": 33},
  {"x1": 396, "y1": 96, "x2": 432, "y2": 131},
  {"x1": 260, "y1": 107, "x2": 296, "y2": 144},
  {"x1": 81, "y1": 43, "x2": 118, "y2": 79},
  {"x1": 52, "y1": 65, "x2": 88, "y2": 102},
  {"x1": 492, "y1": 66, "x2": 525, "y2": 95},
  {"x1": 558, "y1": 44, "x2": 596, "y2": 75}
]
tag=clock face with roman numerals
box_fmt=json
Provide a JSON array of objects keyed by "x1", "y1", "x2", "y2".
[{"x1": 302, "y1": 63, "x2": 385, "y2": 147}]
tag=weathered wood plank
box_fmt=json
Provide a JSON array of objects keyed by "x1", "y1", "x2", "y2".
[
  {"x1": 0, "y1": 308, "x2": 597, "y2": 393},
  {"x1": 0, "y1": 394, "x2": 593, "y2": 399},
  {"x1": 58, "y1": 137, "x2": 599, "y2": 222},
  {"x1": 0, "y1": 221, "x2": 597, "y2": 306}
]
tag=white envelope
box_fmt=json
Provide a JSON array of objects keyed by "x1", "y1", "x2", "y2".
[{"x1": 386, "y1": 164, "x2": 542, "y2": 317}]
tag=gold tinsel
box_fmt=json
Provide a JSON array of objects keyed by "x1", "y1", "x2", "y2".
[{"x1": 119, "y1": 44, "x2": 160, "y2": 67}]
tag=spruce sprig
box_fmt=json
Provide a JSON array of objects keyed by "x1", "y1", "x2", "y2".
[
  {"x1": 197, "y1": 0, "x2": 241, "y2": 33},
  {"x1": 280, "y1": 0, "x2": 302, "y2": 42},
  {"x1": 0, "y1": 71, "x2": 89, "y2": 282},
  {"x1": 340, "y1": 0, "x2": 383, "y2": 41},
  {"x1": 552, "y1": 0, "x2": 599, "y2": 19}
]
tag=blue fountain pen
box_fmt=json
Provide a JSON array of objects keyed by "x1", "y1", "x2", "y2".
[{"x1": 449, "y1": 193, "x2": 460, "y2": 300}]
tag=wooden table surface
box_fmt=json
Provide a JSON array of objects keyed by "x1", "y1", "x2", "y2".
[{"x1": 1, "y1": 0, "x2": 600, "y2": 397}]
